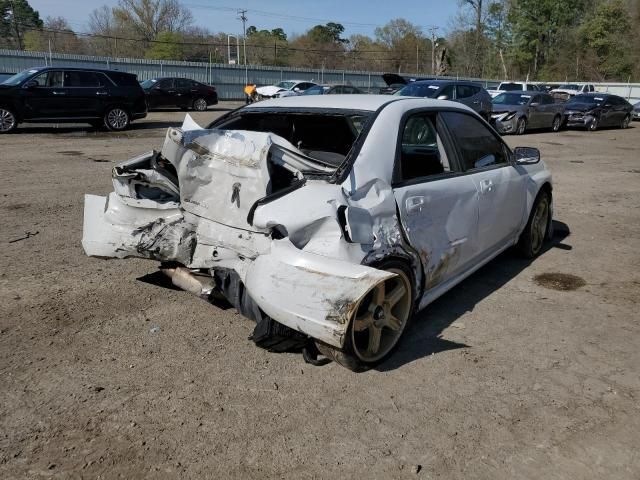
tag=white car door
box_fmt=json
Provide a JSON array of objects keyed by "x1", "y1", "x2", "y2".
[
  {"x1": 440, "y1": 111, "x2": 527, "y2": 256},
  {"x1": 392, "y1": 112, "x2": 480, "y2": 290}
]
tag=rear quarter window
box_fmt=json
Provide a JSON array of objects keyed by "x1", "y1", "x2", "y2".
[{"x1": 107, "y1": 72, "x2": 139, "y2": 87}]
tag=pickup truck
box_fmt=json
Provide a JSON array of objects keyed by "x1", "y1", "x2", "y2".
[{"x1": 488, "y1": 82, "x2": 542, "y2": 98}]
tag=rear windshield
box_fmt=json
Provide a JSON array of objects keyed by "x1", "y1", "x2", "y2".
[
  {"x1": 492, "y1": 93, "x2": 532, "y2": 105},
  {"x1": 396, "y1": 83, "x2": 441, "y2": 98},
  {"x1": 500, "y1": 83, "x2": 524, "y2": 91},
  {"x1": 211, "y1": 110, "x2": 372, "y2": 167},
  {"x1": 567, "y1": 95, "x2": 605, "y2": 106}
]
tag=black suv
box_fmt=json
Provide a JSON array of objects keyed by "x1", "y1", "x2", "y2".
[
  {"x1": 0, "y1": 66, "x2": 147, "y2": 133},
  {"x1": 140, "y1": 77, "x2": 218, "y2": 111}
]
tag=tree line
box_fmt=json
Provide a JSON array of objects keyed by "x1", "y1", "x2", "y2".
[{"x1": 1, "y1": 0, "x2": 639, "y2": 81}]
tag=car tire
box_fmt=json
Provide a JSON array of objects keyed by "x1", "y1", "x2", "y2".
[
  {"x1": 551, "y1": 115, "x2": 562, "y2": 132},
  {"x1": 0, "y1": 107, "x2": 18, "y2": 134},
  {"x1": 104, "y1": 107, "x2": 130, "y2": 131},
  {"x1": 588, "y1": 117, "x2": 598, "y2": 131},
  {"x1": 315, "y1": 260, "x2": 415, "y2": 372},
  {"x1": 192, "y1": 98, "x2": 207, "y2": 111},
  {"x1": 621, "y1": 114, "x2": 631, "y2": 129},
  {"x1": 518, "y1": 189, "x2": 551, "y2": 259},
  {"x1": 516, "y1": 117, "x2": 527, "y2": 135}
]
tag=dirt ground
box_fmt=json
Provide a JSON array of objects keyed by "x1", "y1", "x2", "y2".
[{"x1": 1, "y1": 103, "x2": 639, "y2": 479}]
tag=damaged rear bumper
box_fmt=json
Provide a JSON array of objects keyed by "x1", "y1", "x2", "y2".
[{"x1": 82, "y1": 117, "x2": 395, "y2": 349}]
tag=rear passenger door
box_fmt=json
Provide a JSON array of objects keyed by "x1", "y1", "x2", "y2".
[
  {"x1": 176, "y1": 78, "x2": 193, "y2": 108},
  {"x1": 63, "y1": 71, "x2": 106, "y2": 117},
  {"x1": 441, "y1": 111, "x2": 527, "y2": 256},
  {"x1": 392, "y1": 111, "x2": 480, "y2": 290}
]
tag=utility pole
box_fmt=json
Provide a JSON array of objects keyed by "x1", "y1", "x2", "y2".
[
  {"x1": 9, "y1": 0, "x2": 23, "y2": 50},
  {"x1": 428, "y1": 26, "x2": 439, "y2": 76},
  {"x1": 238, "y1": 9, "x2": 248, "y2": 85}
]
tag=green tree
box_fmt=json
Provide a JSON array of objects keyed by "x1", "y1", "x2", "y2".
[
  {"x1": 0, "y1": 0, "x2": 43, "y2": 49},
  {"x1": 374, "y1": 19, "x2": 430, "y2": 73},
  {"x1": 24, "y1": 16, "x2": 84, "y2": 54},
  {"x1": 579, "y1": 0, "x2": 633, "y2": 80},
  {"x1": 145, "y1": 30, "x2": 183, "y2": 60}
]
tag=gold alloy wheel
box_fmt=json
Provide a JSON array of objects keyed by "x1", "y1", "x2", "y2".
[{"x1": 350, "y1": 268, "x2": 412, "y2": 363}]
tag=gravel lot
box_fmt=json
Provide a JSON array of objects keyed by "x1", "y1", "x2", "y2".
[{"x1": 1, "y1": 103, "x2": 639, "y2": 479}]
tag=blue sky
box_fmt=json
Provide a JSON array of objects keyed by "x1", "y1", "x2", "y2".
[{"x1": 29, "y1": 0, "x2": 459, "y2": 38}]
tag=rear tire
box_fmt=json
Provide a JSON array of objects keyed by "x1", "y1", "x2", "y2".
[
  {"x1": 518, "y1": 190, "x2": 551, "y2": 259},
  {"x1": 621, "y1": 114, "x2": 630, "y2": 129},
  {"x1": 0, "y1": 107, "x2": 18, "y2": 133},
  {"x1": 192, "y1": 98, "x2": 207, "y2": 111},
  {"x1": 316, "y1": 261, "x2": 415, "y2": 371},
  {"x1": 104, "y1": 107, "x2": 130, "y2": 131}
]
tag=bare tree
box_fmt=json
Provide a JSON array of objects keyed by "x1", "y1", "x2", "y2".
[{"x1": 113, "y1": 0, "x2": 193, "y2": 41}]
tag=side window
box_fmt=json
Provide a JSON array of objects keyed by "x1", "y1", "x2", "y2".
[
  {"x1": 298, "y1": 83, "x2": 314, "y2": 91},
  {"x1": 456, "y1": 84, "x2": 474, "y2": 99},
  {"x1": 176, "y1": 78, "x2": 191, "y2": 89},
  {"x1": 541, "y1": 94, "x2": 554, "y2": 105},
  {"x1": 397, "y1": 113, "x2": 453, "y2": 183},
  {"x1": 439, "y1": 84, "x2": 455, "y2": 99},
  {"x1": 64, "y1": 71, "x2": 104, "y2": 87},
  {"x1": 531, "y1": 95, "x2": 542, "y2": 105},
  {"x1": 31, "y1": 71, "x2": 63, "y2": 87},
  {"x1": 157, "y1": 79, "x2": 174, "y2": 89},
  {"x1": 441, "y1": 112, "x2": 508, "y2": 171}
]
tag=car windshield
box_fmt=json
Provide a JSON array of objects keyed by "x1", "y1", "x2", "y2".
[
  {"x1": 567, "y1": 95, "x2": 605, "y2": 106},
  {"x1": 559, "y1": 84, "x2": 580, "y2": 90},
  {"x1": 396, "y1": 83, "x2": 441, "y2": 98},
  {"x1": 500, "y1": 83, "x2": 524, "y2": 91},
  {"x1": 276, "y1": 81, "x2": 296, "y2": 90},
  {"x1": 1, "y1": 68, "x2": 40, "y2": 86},
  {"x1": 493, "y1": 93, "x2": 532, "y2": 105},
  {"x1": 302, "y1": 86, "x2": 326, "y2": 95},
  {"x1": 140, "y1": 79, "x2": 157, "y2": 89}
]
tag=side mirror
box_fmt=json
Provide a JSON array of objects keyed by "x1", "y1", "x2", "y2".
[
  {"x1": 514, "y1": 146, "x2": 541, "y2": 165},
  {"x1": 293, "y1": 87, "x2": 301, "y2": 92},
  {"x1": 437, "y1": 94, "x2": 449, "y2": 100},
  {"x1": 23, "y1": 80, "x2": 38, "y2": 89}
]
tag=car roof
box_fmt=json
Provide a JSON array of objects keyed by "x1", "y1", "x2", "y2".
[
  {"x1": 242, "y1": 94, "x2": 474, "y2": 113},
  {"x1": 411, "y1": 79, "x2": 481, "y2": 87},
  {"x1": 28, "y1": 66, "x2": 135, "y2": 75}
]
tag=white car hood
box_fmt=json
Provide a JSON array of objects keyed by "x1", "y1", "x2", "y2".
[{"x1": 256, "y1": 85, "x2": 285, "y2": 96}]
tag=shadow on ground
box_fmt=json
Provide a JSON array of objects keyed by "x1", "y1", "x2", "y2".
[{"x1": 376, "y1": 220, "x2": 571, "y2": 371}]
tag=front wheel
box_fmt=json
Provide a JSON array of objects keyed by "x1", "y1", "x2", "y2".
[
  {"x1": 551, "y1": 115, "x2": 562, "y2": 132},
  {"x1": 192, "y1": 97, "x2": 207, "y2": 111},
  {"x1": 516, "y1": 117, "x2": 527, "y2": 135},
  {"x1": 518, "y1": 190, "x2": 551, "y2": 259},
  {"x1": 588, "y1": 117, "x2": 598, "y2": 131},
  {"x1": 0, "y1": 107, "x2": 18, "y2": 133},
  {"x1": 316, "y1": 261, "x2": 414, "y2": 371},
  {"x1": 104, "y1": 107, "x2": 130, "y2": 131}
]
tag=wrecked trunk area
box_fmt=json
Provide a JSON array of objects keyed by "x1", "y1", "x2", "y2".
[{"x1": 83, "y1": 113, "x2": 404, "y2": 350}]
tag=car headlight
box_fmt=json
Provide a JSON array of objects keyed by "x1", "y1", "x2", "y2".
[{"x1": 504, "y1": 112, "x2": 517, "y2": 121}]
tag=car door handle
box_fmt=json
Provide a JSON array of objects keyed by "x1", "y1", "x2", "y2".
[
  {"x1": 406, "y1": 196, "x2": 425, "y2": 214},
  {"x1": 479, "y1": 179, "x2": 494, "y2": 194},
  {"x1": 52, "y1": 91, "x2": 66, "y2": 95},
  {"x1": 96, "y1": 91, "x2": 108, "y2": 96},
  {"x1": 473, "y1": 100, "x2": 480, "y2": 104}
]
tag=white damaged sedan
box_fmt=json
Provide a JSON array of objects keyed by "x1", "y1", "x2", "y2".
[{"x1": 83, "y1": 95, "x2": 553, "y2": 370}]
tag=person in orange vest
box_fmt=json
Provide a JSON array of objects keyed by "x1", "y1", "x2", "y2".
[{"x1": 244, "y1": 83, "x2": 257, "y2": 104}]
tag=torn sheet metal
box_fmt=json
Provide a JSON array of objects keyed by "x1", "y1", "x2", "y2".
[{"x1": 244, "y1": 240, "x2": 395, "y2": 348}]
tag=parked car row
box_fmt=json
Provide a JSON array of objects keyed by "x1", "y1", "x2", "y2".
[
  {"x1": 492, "y1": 91, "x2": 634, "y2": 134},
  {"x1": 0, "y1": 67, "x2": 222, "y2": 133}
]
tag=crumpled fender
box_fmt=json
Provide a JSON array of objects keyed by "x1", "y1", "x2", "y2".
[{"x1": 243, "y1": 240, "x2": 395, "y2": 348}]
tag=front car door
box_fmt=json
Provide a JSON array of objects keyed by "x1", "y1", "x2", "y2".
[
  {"x1": 441, "y1": 111, "x2": 527, "y2": 255},
  {"x1": 455, "y1": 84, "x2": 479, "y2": 112},
  {"x1": 148, "y1": 78, "x2": 175, "y2": 108},
  {"x1": 22, "y1": 70, "x2": 64, "y2": 118},
  {"x1": 392, "y1": 111, "x2": 480, "y2": 291},
  {"x1": 527, "y1": 94, "x2": 545, "y2": 128}
]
